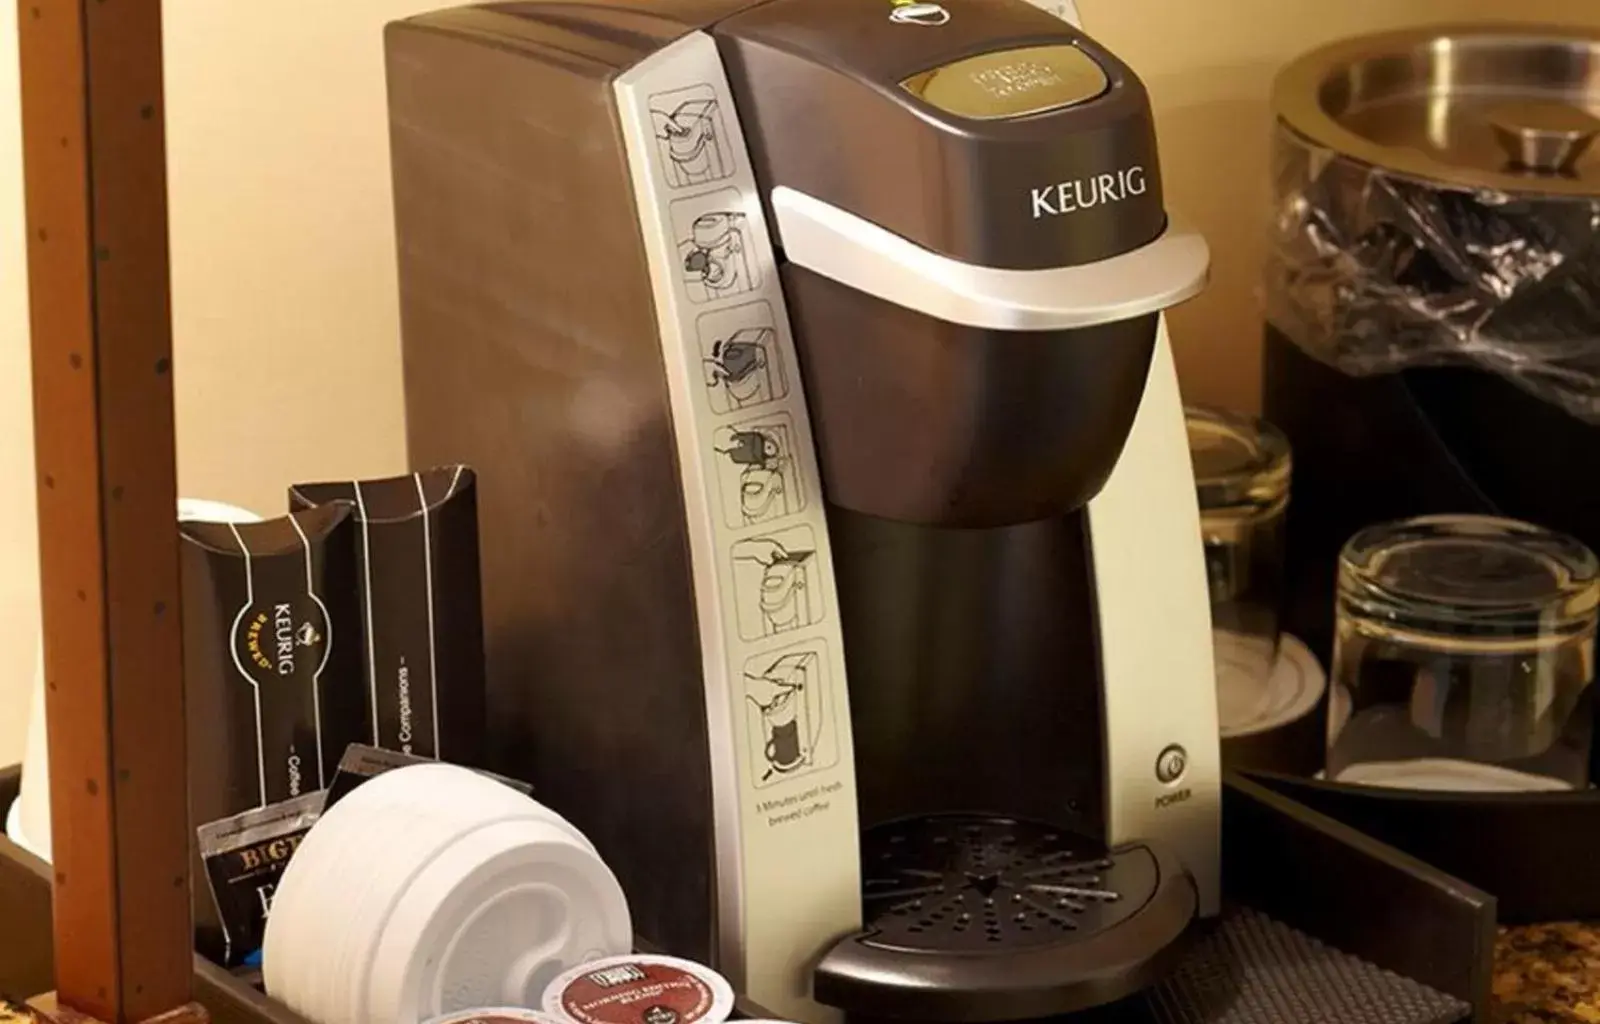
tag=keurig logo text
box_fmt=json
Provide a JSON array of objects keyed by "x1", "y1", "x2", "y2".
[
  {"x1": 889, "y1": 0, "x2": 950, "y2": 25},
  {"x1": 1030, "y1": 166, "x2": 1147, "y2": 219}
]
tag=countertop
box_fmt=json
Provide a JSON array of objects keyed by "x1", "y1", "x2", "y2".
[{"x1": 1496, "y1": 923, "x2": 1600, "y2": 1023}]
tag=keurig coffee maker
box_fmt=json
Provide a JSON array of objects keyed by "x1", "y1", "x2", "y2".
[{"x1": 387, "y1": 0, "x2": 1218, "y2": 1019}]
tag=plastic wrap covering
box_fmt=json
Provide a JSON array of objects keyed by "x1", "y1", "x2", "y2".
[{"x1": 1266, "y1": 120, "x2": 1600, "y2": 424}]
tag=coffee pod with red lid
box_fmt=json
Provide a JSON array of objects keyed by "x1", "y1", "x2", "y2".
[
  {"x1": 425, "y1": 1009, "x2": 571, "y2": 1024},
  {"x1": 542, "y1": 955, "x2": 735, "y2": 1024}
]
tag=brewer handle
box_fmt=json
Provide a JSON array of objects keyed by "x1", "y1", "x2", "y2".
[{"x1": 770, "y1": 187, "x2": 1210, "y2": 332}]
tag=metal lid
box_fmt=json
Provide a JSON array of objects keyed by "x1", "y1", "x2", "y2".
[{"x1": 1273, "y1": 25, "x2": 1600, "y2": 196}]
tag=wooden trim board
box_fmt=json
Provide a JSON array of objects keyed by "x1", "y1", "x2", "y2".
[{"x1": 15, "y1": 2, "x2": 196, "y2": 1021}]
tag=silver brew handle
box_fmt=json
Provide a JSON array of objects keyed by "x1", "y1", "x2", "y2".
[{"x1": 770, "y1": 185, "x2": 1211, "y2": 333}]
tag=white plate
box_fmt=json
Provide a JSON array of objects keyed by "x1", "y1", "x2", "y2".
[
  {"x1": 1214, "y1": 629, "x2": 1279, "y2": 728},
  {"x1": 1220, "y1": 634, "x2": 1327, "y2": 739},
  {"x1": 1331, "y1": 758, "x2": 1576, "y2": 793},
  {"x1": 368, "y1": 819, "x2": 631, "y2": 1024}
]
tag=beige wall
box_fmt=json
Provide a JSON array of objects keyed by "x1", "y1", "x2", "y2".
[
  {"x1": 0, "y1": 0, "x2": 32, "y2": 767},
  {"x1": 2, "y1": 0, "x2": 1600, "y2": 765}
]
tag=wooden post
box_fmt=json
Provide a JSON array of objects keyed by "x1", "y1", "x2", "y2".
[{"x1": 16, "y1": 3, "x2": 207, "y2": 1024}]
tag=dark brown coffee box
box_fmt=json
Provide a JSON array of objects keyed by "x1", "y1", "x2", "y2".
[
  {"x1": 289, "y1": 466, "x2": 488, "y2": 766},
  {"x1": 180, "y1": 504, "x2": 367, "y2": 964}
]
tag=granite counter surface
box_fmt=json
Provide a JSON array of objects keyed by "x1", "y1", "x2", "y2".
[{"x1": 1497, "y1": 923, "x2": 1600, "y2": 1023}]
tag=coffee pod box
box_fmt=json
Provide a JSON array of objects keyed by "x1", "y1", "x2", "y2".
[{"x1": 290, "y1": 466, "x2": 488, "y2": 765}]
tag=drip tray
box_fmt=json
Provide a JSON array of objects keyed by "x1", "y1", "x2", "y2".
[
  {"x1": 816, "y1": 814, "x2": 1200, "y2": 1021},
  {"x1": 863, "y1": 815, "x2": 1145, "y2": 951},
  {"x1": 816, "y1": 813, "x2": 1475, "y2": 1024}
]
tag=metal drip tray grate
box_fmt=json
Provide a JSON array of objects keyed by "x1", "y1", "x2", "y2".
[{"x1": 862, "y1": 814, "x2": 1158, "y2": 953}]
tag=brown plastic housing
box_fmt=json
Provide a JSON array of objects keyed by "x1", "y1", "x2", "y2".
[
  {"x1": 716, "y1": 0, "x2": 1166, "y2": 270},
  {"x1": 386, "y1": 2, "x2": 752, "y2": 965},
  {"x1": 786, "y1": 266, "x2": 1157, "y2": 526},
  {"x1": 709, "y1": 0, "x2": 1171, "y2": 525},
  {"x1": 386, "y1": 0, "x2": 1180, "y2": 965}
]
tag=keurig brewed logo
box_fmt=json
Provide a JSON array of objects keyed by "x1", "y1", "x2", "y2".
[
  {"x1": 889, "y1": 0, "x2": 950, "y2": 25},
  {"x1": 236, "y1": 595, "x2": 332, "y2": 689},
  {"x1": 643, "y1": 1008, "x2": 679, "y2": 1024}
]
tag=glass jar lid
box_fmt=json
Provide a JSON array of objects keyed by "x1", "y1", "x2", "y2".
[{"x1": 1185, "y1": 406, "x2": 1291, "y2": 513}]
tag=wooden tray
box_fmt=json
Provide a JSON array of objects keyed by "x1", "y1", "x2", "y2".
[{"x1": 2, "y1": 766, "x2": 1497, "y2": 1024}]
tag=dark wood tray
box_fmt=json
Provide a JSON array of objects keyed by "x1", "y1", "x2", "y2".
[{"x1": 1, "y1": 766, "x2": 1496, "y2": 1024}]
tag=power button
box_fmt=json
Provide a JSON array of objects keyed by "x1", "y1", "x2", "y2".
[{"x1": 1155, "y1": 745, "x2": 1187, "y2": 785}]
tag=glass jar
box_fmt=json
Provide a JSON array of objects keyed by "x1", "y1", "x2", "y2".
[
  {"x1": 1327, "y1": 515, "x2": 1600, "y2": 791},
  {"x1": 1186, "y1": 406, "x2": 1292, "y2": 733}
]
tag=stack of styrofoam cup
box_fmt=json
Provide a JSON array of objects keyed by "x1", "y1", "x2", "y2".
[
  {"x1": 5, "y1": 640, "x2": 46, "y2": 861},
  {"x1": 264, "y1": 763, "x2": 631, "y2": 1024},
  {"x1": 5, "y1": 498, "x2": 262, "y2": 862}
]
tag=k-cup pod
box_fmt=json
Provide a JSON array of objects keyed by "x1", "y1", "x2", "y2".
[
  {"x1": 542, "y1": 955, "x2": 735, "y2": 1024},
  {"x1": 7, "y1": 499, "x2": 262, "y2": 865},
  {"x1": 425, "y1": 1011, "x2": 570, "y2": 1024},
  {"x1": 290, "y1": 467, "x2": 487, "y2": 763}
]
